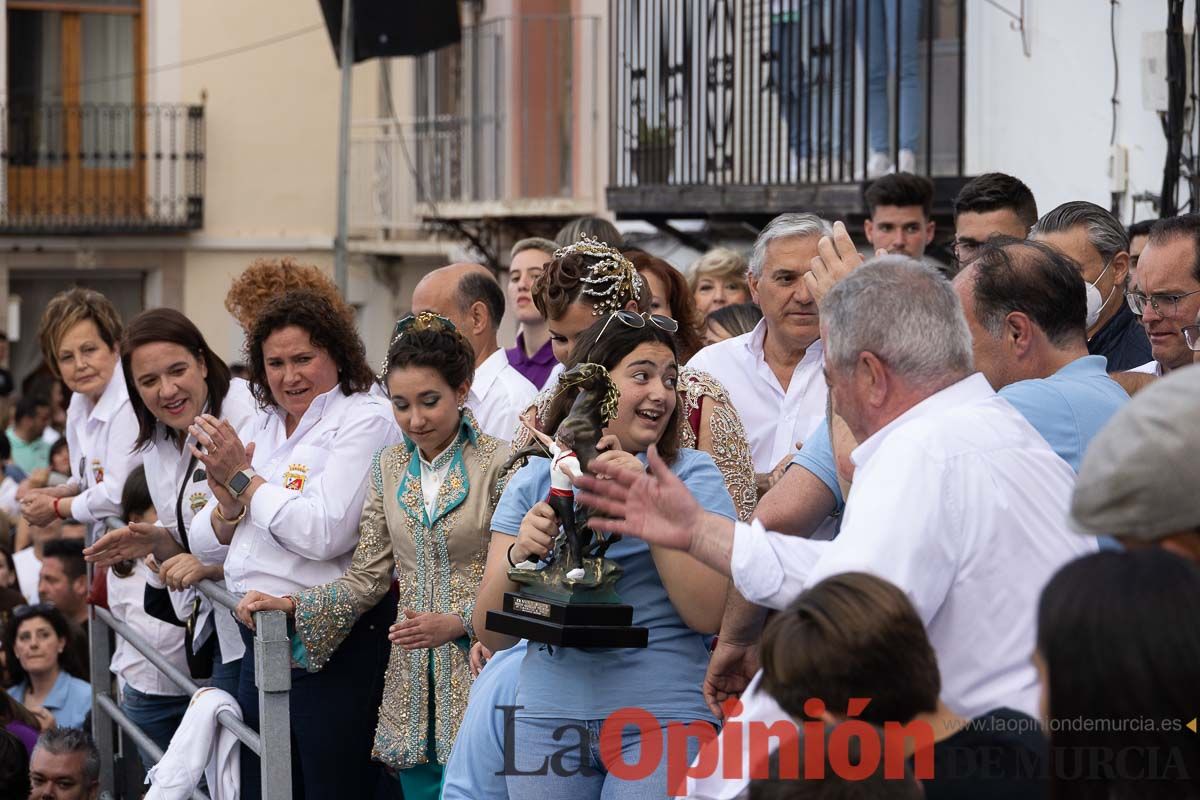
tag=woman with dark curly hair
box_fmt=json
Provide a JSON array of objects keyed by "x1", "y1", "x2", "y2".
[
  {"x1": 237, "y1": 313, "x2": 511, "y2": 799},
  {"x1": 187, "y1": 289, "x2": 402, "y2": 799}
]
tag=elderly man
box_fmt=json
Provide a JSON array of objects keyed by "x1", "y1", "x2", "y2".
[
  {"x1": 578, "y1": 258, "x2": 1096, "y2": 722},
  {"x1": 1032, "y1": 201, "x2": 1150, "y2": 371},
  {"x1": 1126, "y1": 214, "x2": 1200, "y2": 378},
  {"x1": 411, "y1": 263, "x2": 537, "y2": 438},
  {"x1": 504, "y1": 238, "x2": 559, "y2": 389},
  {"x1": 1072, "y1": 363, "x2": 1200, "y2": 561},
  {"x1": 28, "y1": 728, "x2": 100, "y2": 800},
  {"x1": 951, "y1": 172, "x2": 1038, "y2": 266},
  {"x1": 687, "y1": 213, "x2": 830, "y2": 492}
]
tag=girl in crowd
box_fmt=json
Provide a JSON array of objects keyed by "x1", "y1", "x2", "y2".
[
  {"x1": 688, "y1": 247, "x2": 751, "y2": 316},
  {"x1": 704, "y1": 302, "x2": 764, "y2": 346},
  {"x1": 187, "y1": 290, "x2": 402, "y2": 799},
  {"x1": 20, "y1": 289, "x2": 140, "y2": 541},
  {"x1": 1036, "y1": 549, "x2": 1200, "y2": 800},
  {"x1": 0, "y1": 691, "x2": 40, "y2": 754},
  {"x1": 84, "y1": 307, "x2": 259, "y2": 693},
  {"x1": 3, "y1": 605, "x2": 89, "y2": 729},
  {"x1": 625, "y1": 250, "x2": 705, "y2": 360},
  {"x1": 515, "y1": 239, "x2": 757, "y2": 519},
  {"x1": 474, "y1": 314, "x2": 737, "y2": 799},
  {"x1": 237, "y1": 313, "x2": 511, "y2": 799}
]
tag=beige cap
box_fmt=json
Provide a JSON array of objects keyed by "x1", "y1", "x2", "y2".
[{"x1": 1071, "y1": 364, "x2": 1200, "y2": 540}]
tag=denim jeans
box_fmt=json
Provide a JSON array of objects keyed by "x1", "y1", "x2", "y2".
[
  {"x1": 771, "y1": 5, "x2": 846, "y2": 168},
  {"x1": 503, "y1": 716, "x2": 710, "y2": 799},
  {"x1": 120, "y1": 685, "x2": 190, "y2": 774},
  {"x1": 859, "y1": 0, "x2": 924, "y2": 153},
  {"x1": 209, "y1": 635, "x2": 242, "y2": 699}
]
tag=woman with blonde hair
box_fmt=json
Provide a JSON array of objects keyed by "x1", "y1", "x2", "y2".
[
  {"x1": 689, "y1": 247, "x2": 751, "y2": 316},
  {"x1": 20, "y1": 289, "x2": 140, "y2": 542}
]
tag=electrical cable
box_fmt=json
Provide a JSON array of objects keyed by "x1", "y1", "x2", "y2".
[
  {"x1": 1110, "y1": 0, "x2": 1119, "y2": 146},
  {"x1": 55, "y1": 23, "x2": 326, "y2": 93}
]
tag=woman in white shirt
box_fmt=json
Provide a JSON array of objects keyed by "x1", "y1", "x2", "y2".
[
  {"x1": 187, "y1": 290, "x2": 403, "y2": 800},
  {"x1": 85, "y1": 307, "x2": 261, "y2": 696},
  {"x1": 21, "y1": 289, "x2": 140, "y2": 542}
]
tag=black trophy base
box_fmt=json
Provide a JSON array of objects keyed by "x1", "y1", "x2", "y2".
[{"x1": 486, "y1": 591, "x2": 648, "y2": 648}]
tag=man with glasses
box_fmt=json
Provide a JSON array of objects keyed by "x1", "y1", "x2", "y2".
[
  {"x1": 1031, "y1": 201, "x2": 1150, "y2": 371},
  {"x1": 1126, "y1": 214, "x2": 1200, "y2": 377},
  {"x1": 950, "y1": 172, "x2": 1038, "y2": 268}
]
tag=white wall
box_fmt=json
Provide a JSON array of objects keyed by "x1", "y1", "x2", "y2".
[{"x1": 965, "y1": 0, "x2": 1189, "y2": 224}]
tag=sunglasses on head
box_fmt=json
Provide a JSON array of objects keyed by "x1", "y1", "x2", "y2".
[
  {"x1": 593, "y1": 310, "x2": 680, "y2": 343},
  {"x1": 12, "y1": 602, "x2": 56, "y2": 621}
]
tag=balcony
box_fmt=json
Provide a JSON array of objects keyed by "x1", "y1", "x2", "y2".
[
  {"x1": 1, "y1": 103, "x2": 205, "y2": 235},
  {"x1": 351, "y1": 14, "x2": 603, "y2": 242},
  {"x1": 607, "y1": 0, "x2": 969, "y2": 226}
]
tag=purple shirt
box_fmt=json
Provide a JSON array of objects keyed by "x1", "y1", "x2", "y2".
[
  {"x1": 505, "y1": 333, "x2": 558, "y2": 390},
  {"x1": 6, "y1": 721, "x2": 38, "y2": 754}
]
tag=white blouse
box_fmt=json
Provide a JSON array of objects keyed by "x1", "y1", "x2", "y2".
[
  {"x1": 142, "y1": 378, "x2": 260, "y2": 664},
  {"x1": 108, "y1": 561, "x2": 190, "y2": 697},
  {"x1": 65, "y1": 373, "x2": 143, "y2": 536},
  {"x1": 190, "y1": 385, "x2": 403, "y2": 597}
]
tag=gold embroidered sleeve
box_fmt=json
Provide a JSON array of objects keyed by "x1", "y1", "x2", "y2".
[
  {"x1": 292, "y1": 448, "x2": 396, "y2": 671},
  {"x1": 681, "y1": 369, "x2": 758, "y2": 521}
]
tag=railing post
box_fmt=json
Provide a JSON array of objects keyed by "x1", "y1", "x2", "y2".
[
  {"x1": 90, "y1": 607, "x2": 117, "y2": 798},
  {"x1": 254, "y1": 609, "x2": 292, "y2": 800}
]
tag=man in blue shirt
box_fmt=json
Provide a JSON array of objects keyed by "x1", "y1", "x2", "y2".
[{"x1": 789, "y1": 237, "x2": 1130, "y2": 518}]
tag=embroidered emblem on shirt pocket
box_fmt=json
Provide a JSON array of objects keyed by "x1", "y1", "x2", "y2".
[
  {"x1": 188, "y1": 492, "x2": 208, "y2": 513},
  {"x1": 283, "y1": 463, "x2": 310, "y2": 492},
  {"x1": 91, "y1": 459, "x2": 104, "y2": 484}
]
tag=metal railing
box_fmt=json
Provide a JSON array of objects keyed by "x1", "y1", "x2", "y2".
[
  {"x1": 352, "y1": 14, "x2": 601, "y2": 230},
  {"x1": 89, "y1": 518, "x2": 292, "y2": 800},
  {"x1": 608, "y1": 0, "x2": 966, "y2": 192},
  {"x1": 0, "y1": 102, "x2": 205, "y2": 234}
]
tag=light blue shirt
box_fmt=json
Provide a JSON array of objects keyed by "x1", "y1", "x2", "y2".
[
  {"x1": 441, "y1": 641, "x2": 527, "y2": 800},
  {"x1": 793, "y1": 355, "x2": 1130, "y2": 514},
  {"x1": 490, "y1": 448, "x2": 736, "y2": 724},
  {"x1": 8, "y1": 670, "x2": 93, "y2": 729}
]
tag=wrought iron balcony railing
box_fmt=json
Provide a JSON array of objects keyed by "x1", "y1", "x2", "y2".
[
  {"x1": 607, "y1": 0, "x2": 967, "y2": 221},
  {"x1": 1, "y1": 102, "x2": 205, "y2": 234}
]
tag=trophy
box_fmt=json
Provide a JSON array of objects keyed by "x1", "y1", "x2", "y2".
[{"x1": 486, "y1": 363, "x2": 648, "y2": 648}]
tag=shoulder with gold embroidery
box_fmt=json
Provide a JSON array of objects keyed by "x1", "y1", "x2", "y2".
[{"x1": 677, "y1": 366, "x2": 757, "y2": 521}]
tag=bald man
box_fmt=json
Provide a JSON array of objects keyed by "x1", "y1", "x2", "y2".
[{"x1": 411, "y1": 263, "x2": 537, "y2": 439}]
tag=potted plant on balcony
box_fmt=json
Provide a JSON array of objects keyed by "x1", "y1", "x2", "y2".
[{"x1": 631, "y1": 115, "x2": 675, "y2": 185}]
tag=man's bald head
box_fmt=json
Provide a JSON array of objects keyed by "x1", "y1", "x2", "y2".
[{"x1": 411, "y1": 263, "x2": 505, "y2": 361}]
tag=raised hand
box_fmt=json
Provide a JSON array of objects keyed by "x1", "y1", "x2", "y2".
[
  {"x1": 803, "y1": 220, "x2": 868, "y2": 305},
  {"x1": 573, "y1": 444, "x2": 701, "y2": 552},
  {"x1": 189, "y1": 414, "x2": 255, "y2": 488}
]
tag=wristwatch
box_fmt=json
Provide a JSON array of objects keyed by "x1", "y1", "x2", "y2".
[{"x1": 227, "y1": 468, "x2": 258, "y2": 499}]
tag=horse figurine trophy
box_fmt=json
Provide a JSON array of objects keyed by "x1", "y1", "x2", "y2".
[{"x1": 485, "y1": 362, "x2": 649, "y2": 648}]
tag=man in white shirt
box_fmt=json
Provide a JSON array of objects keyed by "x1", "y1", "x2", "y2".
[
  {"x1": 578, "y1": 258, "x2": 1096, "y2": 722},
  {"x1": 411, "y1": 263, "x2": 537, "y2": 439},
  {"x1": 687, "y1": 213, "x2": 831, "y2": 492}
]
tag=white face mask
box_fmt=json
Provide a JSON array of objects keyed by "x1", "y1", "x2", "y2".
[{"x1": 1085, "y1": 260, "x2": 1117, "y2": 330}]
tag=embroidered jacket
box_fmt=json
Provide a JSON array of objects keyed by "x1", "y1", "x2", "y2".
[
  {"x1": 290, "y1": 411, "x2": 510, "y2": 771},
  {"x1": 511, "y1": 366, "x2": 757, "y2": 520}
]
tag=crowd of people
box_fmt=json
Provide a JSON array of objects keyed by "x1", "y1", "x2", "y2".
[{"x1": 0, "y1": 170, "x2": 1198, "y2": 800}]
